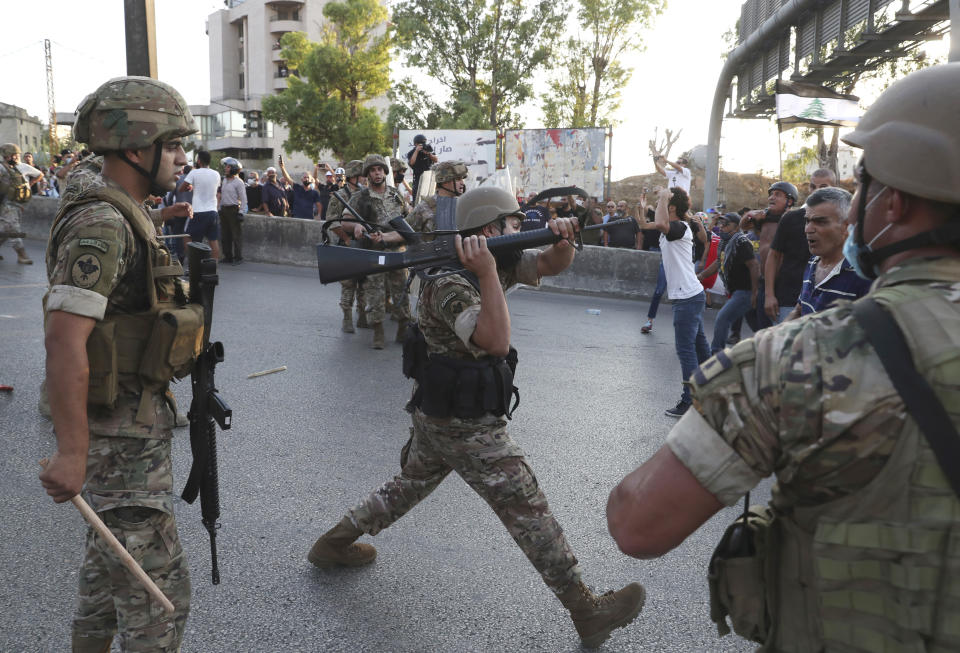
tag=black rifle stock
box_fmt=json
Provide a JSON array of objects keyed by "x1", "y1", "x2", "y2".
[
  {"x1": 181, "y1": 242, "x2": 232, "y2": 584},
  {"x1": 316, "y1": 218, "x2": 634, "y2": 284}
]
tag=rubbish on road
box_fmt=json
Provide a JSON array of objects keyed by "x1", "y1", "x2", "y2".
[
  {"x1": 0, "y1": 385, "x2": 12, "y2": 392},
  {"x1": 247, "y1": 365, "x2": 287, "y2": 379},
  {"x1": 586, "y1": 309, "x2": 601, "y2": 315},
  {"x1": 39, "y1": 459, "x2": 176, "y2": 614}
]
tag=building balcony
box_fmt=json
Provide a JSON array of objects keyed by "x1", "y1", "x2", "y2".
[
  {"x1": 272, "y1": 49, "x2": 286, "y2": 62},
  {"x1": 273, "y1": 76, "x2": 288, "y2": 90},
  {"x1": 269, "y1": 19, "x2": 302, "y2": 34}
]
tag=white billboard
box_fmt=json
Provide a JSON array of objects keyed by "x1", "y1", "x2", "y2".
[
  {"x1": 504, "y1": 128, "x2": 607, "y2": 200},
  {"x1": 397, "y1": 129, "x2": 497, "y2": 191}
]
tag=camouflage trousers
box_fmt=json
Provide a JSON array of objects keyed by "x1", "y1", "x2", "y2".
[
  {"x1": 348, "y1": 411, "x2": 581, "y2": 594},
  {"x1": 73, "y1": 436, "x2": 190, "y2": 652},
  {"x1": 0, "y1": 201, "x2": 24, "y2": 250},
  {"x1": 362, "y1": 269, "x2": 411, "y2": 324},
  {"x1": 339, "y1": 278, "x2": 367, "y2": 312}
]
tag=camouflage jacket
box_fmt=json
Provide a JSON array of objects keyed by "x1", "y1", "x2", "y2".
[{"x1": 43, "y1": 169, "x2": 176, "y2": 438}]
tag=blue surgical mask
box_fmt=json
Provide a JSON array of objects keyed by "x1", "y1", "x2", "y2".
[{"x1": 842, "y1": 186, "x2": 892, "y2": 279}]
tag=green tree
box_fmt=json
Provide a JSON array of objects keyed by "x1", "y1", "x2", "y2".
[
  {"x1": 391, "y1": 0, "x2": 565, "y2": 130},
  {"x1": 541, "y1": 0, "x2": 665, "y2": 128},
  {"x1": 262, "y1": 0, "x2": 390, "y2": 161}
]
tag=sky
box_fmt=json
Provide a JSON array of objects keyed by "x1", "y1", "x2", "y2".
[{"x1": 3, "y1": 0, "x2": 948, "y2": 180}]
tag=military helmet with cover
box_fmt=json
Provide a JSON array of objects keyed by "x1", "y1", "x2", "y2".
[
  {"x1": 433, "y1": 160, "x2": 469, "y2": 184},
  {"x1": 74, "y1": 76, "x2": 198, "y2": 152},
  {"x1": 389, "y1": 156, "x2": 407, "y2": 173},
  {"x1": 1, "y1": 143, "x2": 22, "y2": 159},
  {"x1": 455, "y1": 186, "x2": 525, "y2": 232},
  {"x1": 344, "y1": 159, "x2": 363, "y2": 178},
  {"x1": 362, "y1": 154, "x2": 389, "y2": 177},
  {"x1": 842, "y1": 63, "x2": 960, "y2": 205}
]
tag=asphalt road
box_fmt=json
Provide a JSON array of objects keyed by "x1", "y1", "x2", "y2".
[{"x1": 1, "y1": 239, "x2": 766, "y2": 652}]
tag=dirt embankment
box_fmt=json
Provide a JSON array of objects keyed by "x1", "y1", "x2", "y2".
[{"x1": 610, "y1": 169, "x2": 780, "y2": 212}]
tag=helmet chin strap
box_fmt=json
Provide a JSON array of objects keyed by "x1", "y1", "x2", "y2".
[
  {"x1": 438, "y1": 181, "x2": 463, "y2": 197},
  {"x1": 118, "y1": 143, "x2": 167, "y2": 197},
  {"x1": 855, "y1": 168, "x2": 960, "y2": 277}
]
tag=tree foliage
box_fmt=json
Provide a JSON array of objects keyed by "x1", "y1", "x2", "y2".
[
  {"x1": 391, "y1": 0, "x2": 565, "y2": 130},
  {"x1": 262, "y1": 0, "x2": 390, "y2": 161},
  {"x1": 541, "y1": 0, "x2": 664, "y2": 128}
]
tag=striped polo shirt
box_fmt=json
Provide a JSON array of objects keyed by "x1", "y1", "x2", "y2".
[{"x1": 798, "y1": 256, "x2": 873, "y2": 316}]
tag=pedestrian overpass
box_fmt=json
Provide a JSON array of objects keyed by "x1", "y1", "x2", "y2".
[{"x1": 705, "y1": 0, "x2": 956, "y2": 209}]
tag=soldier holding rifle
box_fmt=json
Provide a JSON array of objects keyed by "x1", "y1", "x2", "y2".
[{"x1": 309, "y1": 187, "x2": 645, "y2": 649}]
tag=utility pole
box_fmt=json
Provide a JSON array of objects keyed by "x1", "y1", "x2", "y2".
[
  {"x1": 951, "y1": 0, "x2": 959, "y2": 62},
  {"x1": 44, "y1": 39, "x2": 58, "y2": 162},
  {"x1": 124, "y1": 0, "x2": 158, "y2": 77}
]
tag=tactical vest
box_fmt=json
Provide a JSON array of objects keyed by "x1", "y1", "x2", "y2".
[
  {"x1": 0, "y1": 162, "x2": 31, "y2": 204},
  {"x1": 46, "y1": 186, "x2": 202, "y2": 425},
  {"x1": 402, "y1": 271, "x2": 520, "y2": 420},
  {"x1": 719, "y1": 284, "x2": 960, "y2": 652}
]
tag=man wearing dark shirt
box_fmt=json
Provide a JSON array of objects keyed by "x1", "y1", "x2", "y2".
[
  {"x1": 287, "y1": 172, "x2": 323, "y2": 219},
  {"x1": 697, "y1": 213, "x2": 759, "y2": 353},
  {"x1": 260, "y1": 166, "x2": 289, "y2": 216},
  {"x1": 765, "y1": 170, "x2": 836, "y2": 322},
  {"x1": 604, "y1": 215, "x2": 641, "y2": 248},
  {"x1": 406, "y1": 134, "x2": 437, "y2": 200}
]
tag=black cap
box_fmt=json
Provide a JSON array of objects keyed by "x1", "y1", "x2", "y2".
[
  {"x1": 720, "y1": 212, "x2": 741, "y2": 225},
  {"x1": 413, "y1": 134, "x2": 427, "y2": 145}
]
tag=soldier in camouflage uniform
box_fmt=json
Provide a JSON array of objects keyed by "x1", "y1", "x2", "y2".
[
  {"x1": 327, "y1": 159, "x2": 368, "y2": 333},
  {"x1": 0, "y1": 143, "x2": 35, "y2": 264},
  {"x1": 309, "y1": 187, "x2": 645, "y2": 648},
  {"x1": 607, "y1": 63, "x2": 960, "y2": 653},
  {"x1": 38, "y1": 77, "x2": 200, "y2": 653},
  {"x1": 406, "y1": 160, "x2": 468, "y2": 238},
  {"x1": 346, "y1": 154, "x2": 410, "y2": 348}
]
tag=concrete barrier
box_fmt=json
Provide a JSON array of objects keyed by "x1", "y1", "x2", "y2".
[{"x1": 21, "y1": 197, "x2": 667, "y2": 300}]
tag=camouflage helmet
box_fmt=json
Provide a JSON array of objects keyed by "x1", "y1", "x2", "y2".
[
  {"x1": 389, "y1": 156, "x2": 407, "y2": 173},
  {"x1": 843, "y1": 63, "x2": 960, "y2": 205},
  {"x1": 74, "y1": 76, "x2": 198, "y2": 152},
  {"x1": 433, "y1": 160, "x2": 468, "y2": 184},
  {"x1": 1, "y1": 143, "x2": 21, "y2": 158},
  {"x1": 361, "y1": 154, "x2": 389, "y2": 177},
  {"x1": 344, "y1": 159, "x2": 363, "y2": 178},
  {"x1": 455, "y1": 186, "x2": 524, "y2": 232}
]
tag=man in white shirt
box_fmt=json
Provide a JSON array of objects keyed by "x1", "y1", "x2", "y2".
[
  {"x1": 654, "y1": 155, "x2": 692, "y2": 195},
  {"x1": 179, "y1": 149, "x2": 221, "y2": 260},
  {"x1": 652, "y1": 186, "x2": 710, "y2": 417}
]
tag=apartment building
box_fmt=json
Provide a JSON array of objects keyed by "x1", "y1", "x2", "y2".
[
  {"x1": 0, "y1": 103, "x2": 45, "y2": 160},
  {"x1": 194, "y1": 0, "x2": 385, "y2": 174}
]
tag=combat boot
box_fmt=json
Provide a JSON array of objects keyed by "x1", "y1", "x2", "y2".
[
  {"x1": 342, "y1": 308, "x2": 355, "y2": 333},
  {"x1": 395, "y1": 318, "x2": 409, "y2": 343},
  {"x1": 15, "y1": 247, "x2": 32, "y2": 265},
  {"x1": 308, "y1": 516, "x2": 377, "y2": 568},
  {"x1": 557, "y1": 580, "x2": 645, "y2": 649},
  {"x1": 356, "y1": 307, "x2": 369, "y2": 329},
  {"x1": 72, "y1": 634, "x2": 113, "y2": 653},
  {"x1": 372, "y1": 322, "x2": 385, "y2": 349}
]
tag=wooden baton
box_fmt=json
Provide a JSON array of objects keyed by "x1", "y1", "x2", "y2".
[{"x1": 40, "y1": 460, "x2": 176, "y2": 614}]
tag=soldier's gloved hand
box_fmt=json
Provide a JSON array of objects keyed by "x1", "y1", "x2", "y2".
[{"x1": 456, "y1": 234, "x2": 496, "y2": 279}]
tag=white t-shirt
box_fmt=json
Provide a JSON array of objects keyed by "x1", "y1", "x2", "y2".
[
  {"x1": 183, "y1": 167, "x2": 221, "y2": 213},
  {"x1": 665, "y1": 166, "x2": 691, "y2": 194},
  {"x1": 659, "y1": 221, "x2": 702, "y2": 300}
]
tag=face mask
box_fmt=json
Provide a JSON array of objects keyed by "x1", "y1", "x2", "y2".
[{"x1": 842, "y1": 186, "x2": 891, "y2": 279}]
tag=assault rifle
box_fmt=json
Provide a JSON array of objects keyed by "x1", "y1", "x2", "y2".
[
  {"x1": 181, "y1": 242, "x2": 232, "y2": 584},
  {"x1": 316, "y1": 217, "x2": 634, "y2": 284}
]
